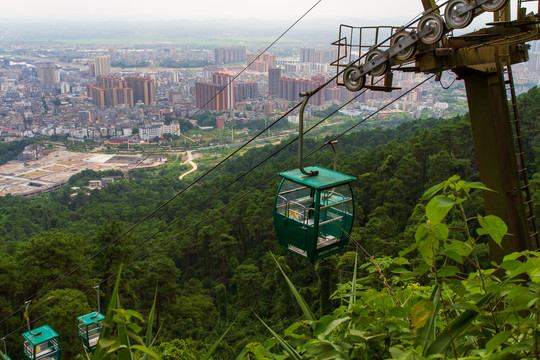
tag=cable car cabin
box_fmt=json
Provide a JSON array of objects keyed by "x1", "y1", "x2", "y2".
[
  {"x1": 274, "y1": 166, "x2": 356, "y2": 261},
  {"x1": 76, "y1": 311, "x2": 105, "y2": 352},
  {"x1": 22, "y1": 325, "x2": 60, "y2": 360}
]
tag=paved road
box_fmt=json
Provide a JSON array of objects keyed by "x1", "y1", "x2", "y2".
[{"x1": 178, "y1": 150, "x2": 197, "y2": 180}]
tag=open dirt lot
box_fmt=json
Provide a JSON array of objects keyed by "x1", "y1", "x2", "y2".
[{"x1": 0, "y1": 149, "x2": 167, "y2": 196}]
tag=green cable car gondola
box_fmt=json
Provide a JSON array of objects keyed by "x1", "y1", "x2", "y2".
[
  {"x1": 22, "y1": 301, "x2": 61, "y2": 360},
  {"x1": 274, "y1": 91, "x2": 356, "y2": 261},
  {"x1": 1, "y1": 337, "x2": 11, "y2": 360},
  {"x1": 76, "y1": 286, "x2": 104, "y2": 352},
  {"x1": 76, "y1": 312, "x2": 104, "y2": 352},
  {"x1": 22, "y1": 325, "x2": 61, "y2": 360}
]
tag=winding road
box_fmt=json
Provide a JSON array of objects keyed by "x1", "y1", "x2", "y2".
[{"x1": 178, "y1": 150, "x2": 197, "y2": 180}]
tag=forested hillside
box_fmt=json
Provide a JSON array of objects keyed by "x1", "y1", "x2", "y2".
[{"x1": 1, "y1": 87, "x2": 540, "y2": 359}]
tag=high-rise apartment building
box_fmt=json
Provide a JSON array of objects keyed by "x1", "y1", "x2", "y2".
[
  {"x1": 195, "y1": 82, "x2": 229, "y2": 111},
  {"x1": 195, "y1": 71, "x2": 238, "y2": 111},
  {"x1": 247, "y1": 53, "x2": 275, "y2": 72},
  {"x1": 36, "y1": 62, "x2": 56, "y2": 84},
  {"x1": 87, "y1": 75, "x2": 134, "y2": 107},
  {"x1": 212, "y1": 72, "x2": 235, "y2": 109},
  {"x1": 125, "y1": 76, "x2": 155, "y2": 105},
  {"x1": 235, "y1": 81, "x2": 258, "y2": 99},
  {"x1": 94, "y1": 55, "x2": 111, "y2": 76},
  {"x1": 268, "y1": 67, "x2": 281, "y2": 97},
  {"x1": 278, "y1": 75, "x2": 325, "y2": 106},
  {"x1": 300, "y1": 48, "x2": 335, "y2": 65},
  {"x1": 215, "y1": 46, "x2": 246, "y2": 64}
]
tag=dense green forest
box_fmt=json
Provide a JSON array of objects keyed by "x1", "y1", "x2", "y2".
[{"x1": 2, "y1": 87, "x2": 540, "y2": 359}]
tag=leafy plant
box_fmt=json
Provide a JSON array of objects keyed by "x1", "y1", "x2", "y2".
[
  {"x1": 240, "y1": 176, "x2": 540, "y2": 360},
  {"x1": 88, "y1": 267, "x2": 160, "y2": 360}
]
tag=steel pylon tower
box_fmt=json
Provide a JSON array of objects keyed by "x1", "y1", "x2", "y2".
[{"x1": 334, "y1": 0, "x2": 540, "y2": 263}]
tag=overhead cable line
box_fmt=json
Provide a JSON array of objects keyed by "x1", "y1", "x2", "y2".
[
  {"x1": 0, "y1": 0, "x2": 328, "y2": 324},
  {"x1": 1, "y1": 0, "x2": 441, "y2": 327},
  {"x1": 132, "y1": 0, "x2": 324, "y2": 168},
  {"x1": 1, "y1": 74, "x2": 434, "y2": 339}
]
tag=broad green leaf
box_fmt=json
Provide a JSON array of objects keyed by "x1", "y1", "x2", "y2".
[
  {"x1": 416, "y1": 223, "x2": 448, "y2": 266},
  {"x1": 462, "y1": 181, "x2": 491, "y2": 192},
  {"x1": 426, "y1": 196, "x2": 454, "y2": 224},
  {"x1": 422, "y1": 182, "x2": 446, "y2": 201},
  {"x1": 444, "y1": 240, "x2": 472, "y2": 257},
  {"x1": 271, "y1": 252, "x2": 316, "y2": 321},
  {"x1": 485, "y1": 331, "x2": 512, "y2": 353},
  {"x1": 411, "y1": 300, "x2": 435, "y2": 330},
  {"x1": 442, "y1": 249, "x2": 463, "y2": 264},
  {"x1": 477, "y1": 215, "x2": 508, "y2": 247},
  {"x1": 313, "y1": 316, "x2": 350, "y2": 339},
  {"x1": 437, "y1": 265, "x2": 460, "y2": 278}
]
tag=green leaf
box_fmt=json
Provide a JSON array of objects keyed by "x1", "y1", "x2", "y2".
[
  {"x1": 202, "y1": 316, "x2": 238, "y2": 360},
  {"x1": 462, "y1": 181, "x2": 491, "y2": 192},
  {"x1": 253, "y1": 312, "x2": 301, "y2": 360},
  {"x1": 444, "y1": 240, "x2": 472, "y2": 257},
  {"x1": 426, "y1": 291, "x2": 494, "y2": 355},
  {"x1": 131, "y1": 345, "x2": 160, "y2": 360},
  {"x1": 411, "y1": 300, "x2": 435, "y2": 330},
  {"x1": 313, "y1": 316, "x2": 350, "y2": 339},
  {"x1": 416, "y1": 223, "x2": 448, "y2": 266},
  {"x1": 141, "y1": 287, "x2": 158, "y2": 360},
  {"x1": 271, "y1": 252, "x2": 316, "y2": 321},
  {"x1": 422, "y1": 182, "x2": 446, "y2": 201},
  {"x1": 477, "y1": 215, "x2": 508, "y2": 247},
  {"x1": 418, "y1": 285, "x2": 440, "y2": 356},
  {"x1": 426, "y1": 196, "x2": 454, "y2": 224},
  {"x1": 485, "y1": 331, "x2": 512, "y2": 352},
  {"x1": 349, "y1": 251, "x2": 358, "y2": 311}
]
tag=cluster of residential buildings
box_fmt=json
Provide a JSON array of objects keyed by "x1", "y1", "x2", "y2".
[{"x1": 1, "y1": 40, "x2": 539, "y2": 144}]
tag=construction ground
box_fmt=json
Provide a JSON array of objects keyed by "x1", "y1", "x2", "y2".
[{"x1": 0, "y1": 149, "x2": 167, "y2": 196}]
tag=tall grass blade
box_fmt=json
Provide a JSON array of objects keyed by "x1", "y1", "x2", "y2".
[
  {"x1": 201, "y1": 316, "x2": 238, "y2": 360},
  {"x1": 141, "y1": 287, "x2": 158, "y2": 360},
  {"x1": 419, "y1": 285, "x2": 440, "y2": 355},
  {"x1": 93, "y1": 265, "x2": 123, "y2": 359},
  {"x1": 234, "y1": 347, "x2": 249, "y2": 360},
  {"x1": 253, "y1": 311, "x2": 301, "y2": 360},
  {"x1": 426, "y1": 292, "x2": 493, "y2": 355},
  {"x1": 271, "y1": 252, "x2": 316, "y2": 321},
  {"x1": 117, "y1": 294, "x2": 133, "y2": 360},
  {"x1": 349, "y1": 251, "x2": 358, "y2": 312}
]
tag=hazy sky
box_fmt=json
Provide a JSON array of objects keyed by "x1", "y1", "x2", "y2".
[{"x1": 2, "y1": 0, "x2": 427, "y2": 22}]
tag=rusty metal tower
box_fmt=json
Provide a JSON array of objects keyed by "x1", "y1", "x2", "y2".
[{"x1": 333, "y1": 0, "x2": 540, "y2": 263}]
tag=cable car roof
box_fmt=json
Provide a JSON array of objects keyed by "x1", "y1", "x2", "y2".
[
  {"x1": 21, "y1": 325, "x2": 58, "y2": 345},
  {"x1": 76, "y1": 311, "x2": 105, "y2": 325},
  {"x1": 279, "y1": 166, "x2": 356, "y2": 189}
]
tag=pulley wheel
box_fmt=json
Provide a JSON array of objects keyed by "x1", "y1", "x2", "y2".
[
  {"x1": 445, "y1": 0, "x2": 473, "y2": 29},
  {"x1": 391, "y1": 31, "x2": 416, "y2": 61},
  {"x1": 343, "y1": 65, "x2": 366, "y2": 92},
  {"x1": 481, "y1": 0, "x2": 508, "y2": 12},
  {"x1": 365, "y1": 49, "x2": 387, "y2": 77},
  {"x1": 419, "y1": 13, "x2": 445, "y2": 44}
]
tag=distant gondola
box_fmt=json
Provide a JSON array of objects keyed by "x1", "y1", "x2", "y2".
[
  {"x1": 76, "y1": 286, "x2": 104, "y2": 352},
  {"x1": 22, "y1": 302, "x2": 61, "y2": 360}
]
